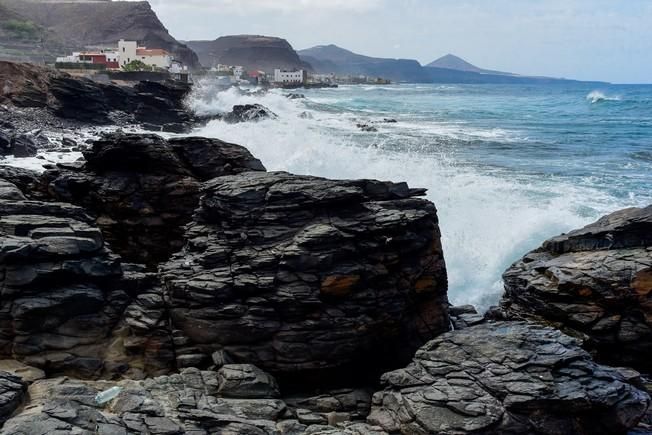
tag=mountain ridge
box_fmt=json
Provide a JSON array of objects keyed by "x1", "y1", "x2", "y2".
[
  {"x1": 0, "y1": 0, "x2": 199, "y2": 67},
  {"x1": 300, "y1": 44, "x2": 608, "y2": 84}
]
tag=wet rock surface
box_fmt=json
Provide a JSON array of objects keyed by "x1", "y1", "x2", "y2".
[
  {"x1": 224, "y1": 104, "x2": 278, "y2": 123},
  {"x1": 501, "y1": 206, "x2": 652, "y2": 370},
  {"x1": 41, "y1": 132, "x2": 265, "y2": 264},
  {"x1": 368, "y1": 321, "x2": 650, "y2": 435},
  {"x1": 159, "y1": 170, "x2": 449, "y2": 383}
]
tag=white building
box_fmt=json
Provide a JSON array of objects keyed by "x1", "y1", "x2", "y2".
[
  {"x1": 118, "y1": 39, "x2": 172, "y2": 69},
  {"x1": 118, "y1": 40, "x2": 138, "y2": 66},
  {"x1": 274, "y1": 69, "x2": 306, "y2": 85}
]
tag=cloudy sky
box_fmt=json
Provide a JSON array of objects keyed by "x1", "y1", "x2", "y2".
[{"x1": 145, "y1": 0, "x2": 652, "y2": 83}]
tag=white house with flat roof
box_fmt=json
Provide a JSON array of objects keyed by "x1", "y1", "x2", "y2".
[{"x1": 274, "y1": 69, "x2": 306, "y2": 85}]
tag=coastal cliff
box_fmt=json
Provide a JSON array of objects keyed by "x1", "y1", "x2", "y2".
[{"x1": 0, "y1": 0, "x2": 199, "y2": 68}]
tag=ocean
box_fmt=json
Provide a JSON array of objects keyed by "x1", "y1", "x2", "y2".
[{"x1": 191, "y1": 83, "x2": 652, "y2": 310}]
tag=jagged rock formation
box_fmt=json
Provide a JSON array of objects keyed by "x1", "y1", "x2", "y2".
[
  {"x1": 41, "y1": 133, "x2": 266, "y2": 264},
  {"x1": 0, "y1": 366, "x2": 386, "y2": 434},
  {"x1": 0, "y1": 0, "x2": 199, "y2": 68},
  {"x1": 160, "y1": 171, "x2": 449, "y2": 383},
  {"x1": 368, "y1": 322, "x2": 650, "y2": 435},
  {"x1": 0, "y1": 372, "x2": 25, "y2": 424},
  {"x1": 0, "y1": 191, "x2": 126, "y2": 378},
  {"x1": 501, "y1": 206, "x2": 652, "y2": 370},
  {"x1": 186, "y1": 35, "x2": 310, "y2": 72},
  {"x1": 0, "y1": 61, "x2": 194, "y2": 132}
]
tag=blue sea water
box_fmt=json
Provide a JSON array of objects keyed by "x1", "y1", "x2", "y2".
[{"x1": 192, "y1": 83, "x2": 652, "y2": 309}]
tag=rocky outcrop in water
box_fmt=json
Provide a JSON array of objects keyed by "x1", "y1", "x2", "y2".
[
  {"x1": 368, "y1": 321, "x2": 650, "y2": 435},
  {"x1": 41, "y1": 132, "x2": 265, "y2": 264},
  {"x1": 500, "y1": 206, "x2": 652, "y2": 370},
  {"x1": 159, "y1": 170, "x2": 449, "y2": 383},
  {"x1": 224, "y1": 104, "x2": 278, "y2": 123}
]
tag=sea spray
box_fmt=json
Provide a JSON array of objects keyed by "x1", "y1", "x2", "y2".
[
  {"x1": 188, "y1": 83, "x2": 650, "y2": 310},
  {"x1": 586, "y1": 90, "x2": 622, "y2": 104}
]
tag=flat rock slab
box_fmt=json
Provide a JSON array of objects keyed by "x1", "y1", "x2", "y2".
[{"x1": 368, "y1": 321, "x2": 650, "y2": 435}]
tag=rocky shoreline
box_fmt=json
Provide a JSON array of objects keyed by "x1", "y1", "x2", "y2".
[{"x1": 0, "y1": 61, "x2": 650, "y2": 434}]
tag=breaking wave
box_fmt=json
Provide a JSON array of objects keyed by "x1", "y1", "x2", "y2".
[
  {"x1": 586, "y1": 90, "x2": 622, "y2": 104},
  {"x1": 187, "y1": 84, "x2": 639, "y2": 311}
]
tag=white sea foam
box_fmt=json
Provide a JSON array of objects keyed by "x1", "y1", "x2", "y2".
[
  {"x1": 190, "y1": 87, "x2": 634, "y2": 310},
  {"x1": 586, "y1": 90, "x2": 622, "y2": 104}
]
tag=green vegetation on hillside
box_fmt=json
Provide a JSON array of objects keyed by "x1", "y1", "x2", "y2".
[{"x1": 2, "y1": 19, "x2": 40, "y2": 40}]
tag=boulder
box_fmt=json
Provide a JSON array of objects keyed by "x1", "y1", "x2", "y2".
[
  {"x1": 0, "y1": 372, "x2": 26, "y2": 424},
  {"x1": 41, "y1": 132, "x2": 265, "y2": 264},
  {"x1": 160, "y1": 171, "x2": 449, "y2": 383},
  {"x1": 501, "y1": 205, "x2": 652, "y2": 369},
  {"x1": 217, "y1": 364, "x2": 280, "y2": 399},
  {"x1": 367, "y1": 322, "x2": 650, "y2": 435},
  {"x1": 9, "y1": 134, "x2": 38, "y2": 158},
  {"x1": 223, "y1": 104, "x2": 278, "y2": 123}
]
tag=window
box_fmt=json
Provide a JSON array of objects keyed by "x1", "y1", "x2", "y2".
[{"x1": 123, "y1": 47, "x2": 125, "y2": 52}]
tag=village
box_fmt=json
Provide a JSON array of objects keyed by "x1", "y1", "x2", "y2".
[{"x1": 54, "y1": 39, "x2": 391, "y2": 88}]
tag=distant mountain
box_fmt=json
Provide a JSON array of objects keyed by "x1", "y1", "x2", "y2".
[
  {"x1": 427, "y1": 54, "x2": 513, "y2": 76},
  {"x1": 0, "y1": 0, "x2": 199, "y2": 67},
  {"x1": 185, "y1": 35, "x2": 310, "y2": 73},
  {"x1": 299, "y1": 44, "x2": 432, "y2": 83},
  {"x1": 301, "y1": 44, "x2": 607, "y2": 85}
]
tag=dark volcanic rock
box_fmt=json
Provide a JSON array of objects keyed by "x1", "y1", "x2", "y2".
[
  {"x1": 160, "y1": 171, "x2": 449, "y2": 383},
  {"x1": 0, "y1": 367, "x2": 385, "y2": 434},
  {"x1": 224, "y1": 104, "x2": 278, "y2": 123},
  {"x1": 1, "y1": 62, "x2": 194, "y2": 133},
  {"x1": 0, "y1": 372, "x2": 26, "y2": 424},
  {"x1": 368, "y1": 322, "x2": 650, "y2": 435},
  {"x1": 9, "y1": 134, "x2": 38, "y2": 158},
  {"x1": 42, "y1": 132, "x2": 265, "y2": 264},
  {"x1": 0, "y1": 194, "x2": 127, "y2": 378},
  {"x1": 501, "y1": 206, "x2": 652, "y2": 370}
]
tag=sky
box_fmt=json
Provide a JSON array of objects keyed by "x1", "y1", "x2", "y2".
[{"x1": 143, "y1": 0, "x2": 652, "y2": 83}]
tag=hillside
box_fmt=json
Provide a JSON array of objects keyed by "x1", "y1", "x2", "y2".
[
  {"x1": 427, "y1": 54, "x2": 513, "y2": 76},
  {"x1": 299, "y1": 44, "x2": 431, "y2": 83},
  {"x1": 185, "y1": 35, "x2": 310, "y2": 72},
  {"x1": 301, "y1": 44, "x2": 606, "y2": 85},
  {"x1": 0, "y1": 0, "x2": 199, "y2": 67}
]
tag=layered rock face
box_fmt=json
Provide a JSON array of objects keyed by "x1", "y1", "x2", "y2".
[
  {"x1": 0, "y1": 193, "x2": 126, "y2": 378},
  {"x1": 0, "y1": 61, "x2": 194, "y2": 132},
  {"x1": 42, "y1": 133, "x2": 265, "y2": 264},
  {"x1": 368, "y1": 322, "x2": 650, "y2": 435},
  {"x1": 501, "y1": 206, "x2": 652, "y2": 369},
  {"x1": 160, "y1": 171, "x2": 449, "y2": 382}
]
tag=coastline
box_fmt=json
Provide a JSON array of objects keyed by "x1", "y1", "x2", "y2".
[{"x1": 0, "y1": 61, "x2": 650, "y2": 434}]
